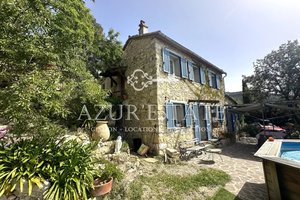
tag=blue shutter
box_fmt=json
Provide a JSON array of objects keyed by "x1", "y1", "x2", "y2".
[
  {"x1": 216, "y1": 75, "x2": 221, "y2": 89},
  {"x1": 205, "y1": 106, "x2": 212, "y2": 140},
  {"x1": 231, "y1": 113, "x2": 236, "y2": 132},
  {"x1": 188, "y1": 61, "x2": 194, "y2": 81},
  {"x1": 192, "y1": 104, "x2": 201, "y2": 140},
  {"x1": 180, "y1": 58, "x2": 188, "y2": 78},
  {"x1": 185, "y1": 104, "x2": 191, "y2": 127},
  {"x1": 200, "y1": 67, "x2": 206, "y2": 84},
  {"x1": 162, "y1": 48, "x2": 170, "y2": 73},
  {"x1": 166, "y1": 102, "x2": 174, "y2": 128}
]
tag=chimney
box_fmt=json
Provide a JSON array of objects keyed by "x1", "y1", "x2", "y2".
[{"x1": 138, "y1": 20, "x2": 148, "y2": 35}]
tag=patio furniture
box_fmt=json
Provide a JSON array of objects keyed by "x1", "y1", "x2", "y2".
[
  {"x1": 209, "y1": 138, "x2": 222, "y2": 148},
  {"x1": 178, "y1": 138, "x2": 206, "y2": 160},
  {"x1": 203, "y1": 144, "x2": 223, "y2": 161}
]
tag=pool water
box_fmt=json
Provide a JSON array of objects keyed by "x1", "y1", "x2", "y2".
[{"x1": 280, "y1": 142, "x2": 300, "y2": 162}]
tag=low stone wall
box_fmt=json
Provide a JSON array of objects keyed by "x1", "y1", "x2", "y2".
[{"x1": 239, "y1": 137, "x2": 258, "y2": 144}]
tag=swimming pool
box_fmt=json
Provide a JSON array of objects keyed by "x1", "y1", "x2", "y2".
[
  {"x1": 280, "y1": 142, "x2": 300, "y2": 162},
  {"x1": 255, "y1": 139, "x2": 300, "y2": 199}
]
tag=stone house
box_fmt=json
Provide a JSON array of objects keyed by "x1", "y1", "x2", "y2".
[{"x1": 103, "y1": 21, "x2": 228, "y2": 153}]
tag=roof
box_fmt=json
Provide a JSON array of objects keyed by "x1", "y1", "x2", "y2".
[
  {"x1": 123, "y1": 31, "x2": 226, "y2": 74},
  {"x1": 225, "y1": 94, "x2": 238, "y2": 105}
]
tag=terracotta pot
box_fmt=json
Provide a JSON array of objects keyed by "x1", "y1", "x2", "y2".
[
  {"x1": 91, "y1": 178, "x2": 113, "y2": 197},
  {"x1": 92, "y1": 121, "x2": 110, "y2": 141}
]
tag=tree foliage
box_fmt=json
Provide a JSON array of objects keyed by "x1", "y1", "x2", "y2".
[
  {"x1": 246, "y1": 40, "x2": 300, "y2": 102},
  {"x1": 0, "y1": 0, "x2": 122, "y2": 138},
  {"x1": 88, "y1": 27, "x2": 123, "y2": 78}
]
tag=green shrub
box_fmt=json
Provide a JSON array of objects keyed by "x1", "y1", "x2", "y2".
[
  {"x1": 121, "y1": 141, "x2": 130, "y2": 152},
  {"x1": 239, "y1": 124, "x2": 259, "y2": 137},
  {"x1": 109, "y1": 131, "x2": 120, "y2": 141},
  {"x1": 0, "y1": 139, "x2": 120, "y2": 200},
  {"x1": 0, "y1": 139, "x2": 46, "y2": 196},
  {"x1": 43, "y1": 140, "x2": 97, "y2": 200},
  {"x1": 290, "y1": 131, "x2": 300, "y2": 138},
  {"x1": 95, "y1": 158, "x2": 123, "y2": 182}
]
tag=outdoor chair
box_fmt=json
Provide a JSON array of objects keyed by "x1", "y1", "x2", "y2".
[
  {"x1": 202, "y1": 143, "x2": 223, "y2": 161},
  {"x1": 178, "y1": 138, "x2": 206, "y2": 160}
]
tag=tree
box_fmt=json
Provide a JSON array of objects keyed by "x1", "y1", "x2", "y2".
[
  {"x1": 0, "y1": 0, "x2": 122, "y2": 138},
  {"x1": 247, "y1": 40, "x2": 300, "y2": 102},
  {"x1": 88, "y1": 27, "x2": 124, "y2": 78}
]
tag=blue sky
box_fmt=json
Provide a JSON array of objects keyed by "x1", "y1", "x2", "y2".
[{"x1": 85, "y1": 0, "x2": 300, "y2": 92}]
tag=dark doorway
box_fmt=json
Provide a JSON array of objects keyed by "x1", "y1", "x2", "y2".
[{"x1": 133, "y1": 138, "x2": 142, "y2": 152}]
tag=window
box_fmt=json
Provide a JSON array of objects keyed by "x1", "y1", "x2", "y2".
[
  {"x1": 169, "y1": 54, "x2": 181, "y2": 77},
  {"x1": 166, "y1": 102, "x2": 191, "y2": 128},
  {"x1": 193, "y1": 65, "x2": 200, "y2": 83},
  {"x1": 188, "y1": 63, "x2": 206, "y2": 84},
  {"x1": 162, "y1": 48, "x2": 188, "y2": 78},
  {"x1": 173, "y1": 103, "x2": 186, "y2": 127},
  {"x1": 210, "y1": 72, "x2": 217, "y2": 88},
  {"x1": 209, "y1": 71, "x2": 221, "y2": 89},
  {"x1": 200, "y1": 67, "x2": 206, "y2": 84},
  {"x1": 211, "y1": 106, "x2": 218, "y2": 122},
  {"x1": 218, "y1": 106, "x2": 224, "y2": 124},
  {"x1": 188, "y1": 62, "x2": 199, "y2": 82}
]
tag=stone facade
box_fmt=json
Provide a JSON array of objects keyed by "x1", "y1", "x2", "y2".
[
  {"x1": 121, "y1": 36, "x2": 160, "y2": 149},
  {"x1": 119, "y1": 31, "x2": 227, "y2": 154},
  {"x1": 154, "y1": 39, "x2": 226, "y2": 149}
]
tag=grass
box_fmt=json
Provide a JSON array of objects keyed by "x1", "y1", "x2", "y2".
[
  {"x1": 208, "y1": 188, "x2": 241, "y2": 200},
  {"x1": 126, "y1": 181, "x2": 144, "y2": 200},
  {"x1": 125, "y1": 168, "x2": 231, "y2": 200}
]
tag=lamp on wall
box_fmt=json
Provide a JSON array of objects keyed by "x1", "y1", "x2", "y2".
[{"x1": 165, "y1": 96, "x2": 170, "y2": 102}]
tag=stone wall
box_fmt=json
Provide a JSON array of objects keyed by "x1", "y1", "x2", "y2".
[
  {"x1": 154, "y1": 39, "x2": 226, "y2": 149},
  {"x1": 122, "y1": 36, "x2": 227, "y2": 154},
  {"x1": 122, "y1": 37, "x2": 159, "y2": 150}
]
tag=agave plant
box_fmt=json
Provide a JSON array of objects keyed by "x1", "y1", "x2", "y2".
[
  {"x1": 43, "y1": 140, "x2": 97, "y2": 200},
  {"x1": 0, "y1": 139, "x2": 46, "y2": 196}
]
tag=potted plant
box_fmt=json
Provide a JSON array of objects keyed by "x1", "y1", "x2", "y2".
[{"x1": 91, "y1": 159, "x2": 123, "y2": 197}]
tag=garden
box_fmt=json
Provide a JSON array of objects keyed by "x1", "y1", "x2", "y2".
[
  {"x1": 0, "y1": 0, "x2": 123, "y2": 199},
  {"x1": 0, "y1": 1, "x2": 237, "y2": 199},
  {"x1": 0, "y1": 128, "x2": 236, "y2": 200},
  {"x1": 0, "y1": 138, "x2": 123, "y2": 199}
]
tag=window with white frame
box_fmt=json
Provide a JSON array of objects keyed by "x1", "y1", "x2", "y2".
[
  {"x1": 166, "y1": 102, "x2": 191, "y2": 128},
  {"x1": 162, "y1": 48, "x2": 216, "y2": 86},
  {"x1": 193, "y1": 65, "x2": 200, "y2": 83},
  {"x1": 162, "y1": 48, "x2": 188, "y2": 78},
  {"x1": 173, "y1": 103, "x2": 186, "y2": 127},
  {"x1": 169, "y1": 54, "x2": 181, "y2": 77},
  {"x1": 211, "y1": 73, "x2": 217, "y2": 88},
  {"x1": 211, "y1": 106, "x2": 218, "y2": 122},
  {"x1": 209, "y1": 71, "x2": 221, "y2": 89}
]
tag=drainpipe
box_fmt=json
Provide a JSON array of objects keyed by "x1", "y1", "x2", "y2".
[
  {"x1": 262, "y1": 103, "x2": 266, "y2": 136},
  {"x1": 222, "y1": 73, "x2": 227, "y2": 96}
]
